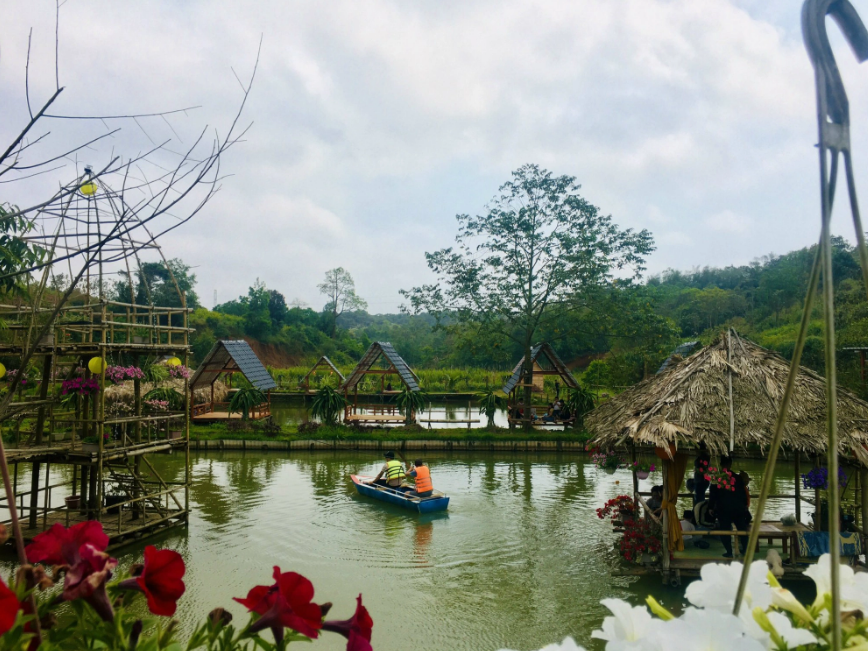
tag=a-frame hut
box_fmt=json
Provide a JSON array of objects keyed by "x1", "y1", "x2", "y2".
[
  {"x1": 298, "y1": 356, "x2": 346, "y2": 394},
  {"x1": 190, "y1": 340, "x2": 278, "y2": 421},
  {"x1": 341, "y1": 342, "x2": 419, "y2": 424},
  {"x1": 502, "y1": 343, "x2": 579, "y2": 426},
  {"x1": 586, "y1": 329, "x2": 868, "y2": 578}
]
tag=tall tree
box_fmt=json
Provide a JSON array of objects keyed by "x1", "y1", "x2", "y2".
[
  {"x1": 318, "y1": 267, "x2": 367, "y2": 337},
  {"x1": 401, "y1": 164, "x2": 654, "y2": 425}
]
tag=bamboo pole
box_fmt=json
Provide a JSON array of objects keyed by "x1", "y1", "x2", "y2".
[{"x1": 795, "y1": 451, "x2": 802, "y2": 524}]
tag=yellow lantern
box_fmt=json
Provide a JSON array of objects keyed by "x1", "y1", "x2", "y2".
[
  {"x1": 88, "y1": 357, "x2": 106, "y2": 374},
  {"x1": 0, "y1": 363, "x2": 5, "y2": 379},
  {"x1": 80, "y1": 181, "x2": 98, "y2": 196},
  {"x1": 166, "y1": 357, "x2": 182, "y2": 367}
]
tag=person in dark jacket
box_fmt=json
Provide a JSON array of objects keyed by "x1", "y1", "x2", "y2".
[
  {"x1": 708, "y1": 456, "x2": 750, "y2": 558},
  {"x1": 693, "y1": 442, "x2": 711, "y2": 504}
]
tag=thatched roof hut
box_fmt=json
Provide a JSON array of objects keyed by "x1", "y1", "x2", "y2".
[{"x1": 586, "y1": 330, "x2": 868, "y2": 464}]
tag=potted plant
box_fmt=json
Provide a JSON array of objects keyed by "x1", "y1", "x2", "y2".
[
  {"x1": 596, "y1": 495, "x2": 638, "y2": 524},
  {"x1": 698, "y1": 459, "x2": 737, "y2": 492},
  {"x1": 802, "y1": 466, "x2": 847, "y2": 531},
  {"x1": 81, "y1": 436, "x2": 100, "y2": 453},
  {"x1": 591, "y1": 449, "x2": 622, "y2": 474},
  {"x1": 65, "y1": 494, "x2": 81, "y2": 510},
  {"x1": 631, "y1": 460, "x2": 656, "y2": 480},
  {"x1": 104, "y1": 484, "x2": 125, "y2": 514}
]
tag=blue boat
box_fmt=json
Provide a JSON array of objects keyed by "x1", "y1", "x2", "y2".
[{"x1": 351, "y1": 475, "x2": 450, "y2": 513}]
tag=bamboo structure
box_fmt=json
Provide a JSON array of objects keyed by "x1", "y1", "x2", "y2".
[{"x1": 502, "y1": 343, "x2": 579, "y2": 428}]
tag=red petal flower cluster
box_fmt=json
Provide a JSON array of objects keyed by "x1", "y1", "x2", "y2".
[
  {"x1": 618, "y1": 519, "x2": 662, "y2": 562},
  {"x1": 118, "y1": 545, "x2": 186, "y2": 616},
  {"x1": 596, "y1": 495, "x2": 637, "y2": 521},
  {"x1": 323, "y1": 594, "x2": 374, "y2": 651},
  {"x1": 234, "y1": 567, "x2": 324, "y2": 644},
  {"x1": 25, "y1": 521, "x2": 116, "y2": 620},
  {"x1": 0, "y1": 576, "x2": 21, "y2": 635}
]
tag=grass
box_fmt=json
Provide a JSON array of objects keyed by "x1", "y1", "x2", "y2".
[{"x1": 190, "y1": 422, "x2": 593, "y2": 443}]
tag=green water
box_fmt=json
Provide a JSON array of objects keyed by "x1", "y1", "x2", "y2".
[{"x1": 3, "y1": 453, "x2": 812, "y2": 650}]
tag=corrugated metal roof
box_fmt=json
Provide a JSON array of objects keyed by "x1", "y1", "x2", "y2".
[
  {"x1": 340, "y1": 342, "x2": 420, "y2": 392},
  {"x1": 656, "y1": 341, "x2": 701, "y2": 374},
  {"x1": 501, "y1": 343, "x2": 580, "y2": 394},
  {"x1": 298, "y1": 356, "x2": 346, "y2": 385},
  {"x1": 190, "y1": 340, "x2": 277, "y2": 391}
]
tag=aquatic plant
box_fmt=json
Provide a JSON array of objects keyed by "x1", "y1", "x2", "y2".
[
  {"x1": 0, "y1": 520, "x2": 373, "y2": 650},
  {"x1": 229, "y1": 386, "x2": 266, "y2": 421},
  {"x1": 310, "y1": 386, "x2": 347, "y2": 425}
]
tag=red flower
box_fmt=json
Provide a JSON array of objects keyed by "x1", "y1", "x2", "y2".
[
  {"x1": 26, "y1": 522, "x2": 116, "y2": 621},
  {"x1": 0, "y1": 576, "x2": 21, "y2": 635},
  {"x1": 25, "y1": 521, "x2": 108, "y2": 565},
  {"x1": 323, "y1": 595, "x2": 373, "y2": 651},
  {"x1": 234, "y1": 567, "x2": 323, "y2": 644},
  {"x1": 63, "y1": 544, "x2": 117, "y2": 621},
  {"x1": 118, "y1": 546, "x2": 186, "y2": 616}
]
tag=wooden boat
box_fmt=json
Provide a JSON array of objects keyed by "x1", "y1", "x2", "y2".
[{"x1": 350, "y1": 475, "x2": 450, "y2": 513}]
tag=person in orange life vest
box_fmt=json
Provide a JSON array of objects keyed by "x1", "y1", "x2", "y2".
[{"x1": 406, "y1": 459, "x2": 434, "y2": 498}]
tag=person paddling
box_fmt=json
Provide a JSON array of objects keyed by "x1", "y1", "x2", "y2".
[
  {"x1": 406, "y1": 459, "x2": 434, "y2": 498},
  {"x1": 373, "y1": 451, "x2": 406, "y2": 489}
]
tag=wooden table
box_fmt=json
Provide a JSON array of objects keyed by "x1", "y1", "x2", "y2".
[{"x1": 756, "y1": 521, "x2": 809, "y2": 563}]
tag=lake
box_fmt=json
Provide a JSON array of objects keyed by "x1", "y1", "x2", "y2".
[{"x1": 1, "y1": 452, "x2": 812, "y2": 650}]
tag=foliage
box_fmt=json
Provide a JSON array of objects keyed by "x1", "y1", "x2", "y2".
[
  {"x1": 401, "y1": 164, "x2": 654, "y2": 427},
  {"x1": 111, "y1": 258, "x2": 200, "y2": 308},
  {"x1": 565, "y1": 385, "x2": 595, "y2": 429},
  {"x1": 143, "y1": 387, "x2": 184, "y2": 411},
  {"x1": 696, "y1": 459, "x2": 736, "y2": 493},
  {"x1": 590, "y1": 449, "x2": 622, "y2": 471},
  {"x1": 631, "y1": 460, "x2": 656, "y2": 473},
  {"x1": 393, "y1": 387, "x2": 427, "y2": 425},
  {"x1": 0, "y1": 204, "x2": 46, "y2": 295},
  {"x1": 228, "y1": 387, "x2": 266, "y2": 420},
  {"x1": 596, "y1": 495, "x2": 637, "y2": 521},
  {"x1": 477, "y1": 389, "x2": 504, "y2": 428},
  {"x1": 318, "y1": 268, "x2": 368, "y2": 337},
  {"x1": 0, "y1": 521, "x2": 372, "y2": 651},
  {"x1": 309, "y1": 386, "x2": 347, "y2": 425}
]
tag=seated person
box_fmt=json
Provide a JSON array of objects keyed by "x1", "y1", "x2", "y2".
[
  {"x1": 406, "y1": 459, "x2": 434, "y2": 498},
  {"x1": 373, "y1": 451, "x2": 406, "y2": 489},
  {"x1": 681, "y1": 510, "x2": 710, "y2": 549},
  {"x1": 645, "y1": 485, "x2": 663, "y2": 520},
  {"x1": 552, "y1": 400, "x2": 563, "y2": 419},
  {"x1": 542, "y1": 404, "x2": 556, "y2": 422}
]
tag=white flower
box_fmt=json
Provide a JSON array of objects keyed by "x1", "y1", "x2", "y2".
[
  {"x1": 684, "y1": 560, "x2": 772, "y2": 640},
  {"x1": 591, "y1": 598, "x2": 654, "y2": 644},
  {"x1": 770, "y1": 587, "x2": 813, "y2": 623},
  {"x1": 764, "y1": 612, "x2": 818, "y2": 649},
  {"x1": 636, "y1": 608, "x2": 765, "y2": 651},
  {"x1": 804, "y1": 553, "x2": 868, "y2": 612},
  {"x1": 496, "y1": 638, "x2": 586, "y2": 651}
]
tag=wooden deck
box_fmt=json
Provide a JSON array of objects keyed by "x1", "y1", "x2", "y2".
[
  {"x1": 192, "y1": 411, "x2": 270, "y2": 422},
  {"x1": 10, "y1": 508, "x2": 188, "y2": 548}
]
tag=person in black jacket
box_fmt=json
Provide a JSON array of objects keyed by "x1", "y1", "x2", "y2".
[
  {"x1": 693, "y1": 442, "x2": 711, "y2": 504},
  {"x1": 708, "y1": 456, "x2": 750, "y2": 558}
]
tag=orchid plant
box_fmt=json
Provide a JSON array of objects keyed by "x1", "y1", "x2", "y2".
[
  {"x1": 0, "y1": 521, "x2": 373, "y2": 651},
  {"x1": 499, "y1": 554, "x2": 864, "y2": 651}
]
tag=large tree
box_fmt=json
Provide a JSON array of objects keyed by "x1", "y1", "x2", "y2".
[
  {"x1": 318, "y1": 267, "x2": 368, "y2": 337},
  {"x1": 401, "y1": 164, "x2": 654, "y2": 425}
]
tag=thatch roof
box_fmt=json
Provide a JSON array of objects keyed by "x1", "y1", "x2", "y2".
[{"x1": 586, "y1": 330, "x2": 868, "y2": 463}]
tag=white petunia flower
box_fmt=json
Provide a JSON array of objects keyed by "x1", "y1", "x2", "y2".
[
  {"x1": 496, "y1": 638, "x2": 586, "y2": 651},
  {"x1": 637, "y1": 608, "x2": 766, "y2": 651},
  {"x1": 684, "y1": 560, "x2": 772, "y2": 640},
  {"x1": 804, "y1": 553, "x2": 868, "y2": 612},
  {"x1": 770, "y1": 587, "x2": 813, "y2": 623},
  {"x1": 764, "y1": 612, "x2": 818, "y2": 649},
  {"x1": 591, "y1": 598, "x2": 654, "y2": 644}
]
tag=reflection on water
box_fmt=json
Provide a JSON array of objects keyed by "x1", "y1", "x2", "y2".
[
  {"x1": 1, "y1": 453, "x2": 812, "y2": 651},
  {"x1": 271, "y1": 398, "x2": 513, "y2": 429}
]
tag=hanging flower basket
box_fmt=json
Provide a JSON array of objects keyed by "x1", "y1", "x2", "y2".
[
  {"x1": 631, "y1": 460, "x2": 655, "y2": 480},
  {"x1": 636, "y1": 470, "x2": 650, "y2": 480}
]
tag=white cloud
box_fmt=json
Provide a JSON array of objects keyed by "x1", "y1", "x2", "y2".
[
  {"x1": 705, "y1": 210, "x2": 752, "y2": 234},
  {"x1": 0, "y1": 0, "x2": 859, "y2": 310}
]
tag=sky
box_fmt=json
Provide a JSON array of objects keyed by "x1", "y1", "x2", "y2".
[{"x1": 2, "y1": 0, "x2": 868, "y2": 313}]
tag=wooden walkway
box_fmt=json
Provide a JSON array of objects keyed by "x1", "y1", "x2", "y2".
[
  {"x1": 192, "y1": 411, "x2": 270, "y2": 422},
  {"x1": 12, "y1": 508, "x2": 188, "y2": 548}
]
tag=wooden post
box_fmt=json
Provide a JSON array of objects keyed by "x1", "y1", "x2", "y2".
[
  {"x1": 859, "y1": 467, "x2": 868, "y2": 531},
  {"x1": 80, "y1": 466, "x2": 89, "y2": 514},
  {"x1": 28, "y1": 461, "x2": 40, "y2": 528},
  {"x1": 661, "y1": 460, "x2": 670, "y2": 579},
  {"x1": 795, "y1": 451, "x2": 802, "y2": 524},
  {"x1": 630, "y1": 444, "x2": 639, "y2": 504},
  {"x1": 34, "y1": 354, "x2": 53, "y2": 445}
]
